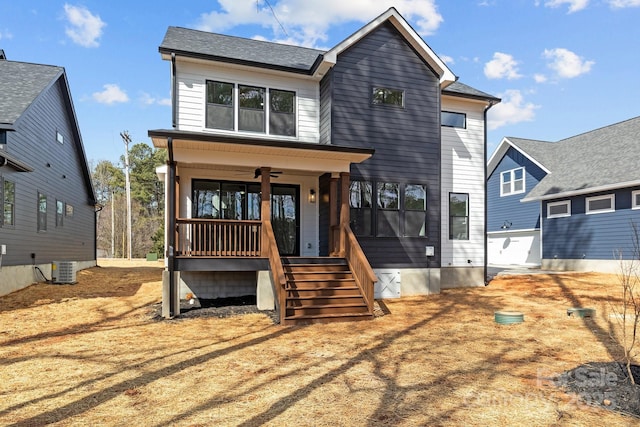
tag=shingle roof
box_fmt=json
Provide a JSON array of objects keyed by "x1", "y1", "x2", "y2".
[
  {"x1": 443, "y1": 81, "x2": 500, "y2": 103},
  {"x1": 160, "y1": 27, "x2": 325, "y2": 73},
  {"x1": 517, "y1": 116, "x2": 640, "y2": 200},
  {"x1": 0, "y1": 60, "x2": 63, "y2": 126}
]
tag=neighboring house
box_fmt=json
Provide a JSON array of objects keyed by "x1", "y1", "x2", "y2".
[
  {"x1": 149, "y1": 8, "x2": 499, "y2": 323},
  {"x1": 487, "y1": 116, "x2": 640, "y2": 272},
  {"x1": 0, "y1": 53, "x2": 97, "y2": 296}
]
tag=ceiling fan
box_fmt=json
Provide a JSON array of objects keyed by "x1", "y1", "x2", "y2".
[{"x1": 254, "y1": 168, "x2": 283, "y2": 178}]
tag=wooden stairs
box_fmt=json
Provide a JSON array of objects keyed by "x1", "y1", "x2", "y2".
[{"x1": 281, "y1": 257, "x2": 374, "y2": 326}]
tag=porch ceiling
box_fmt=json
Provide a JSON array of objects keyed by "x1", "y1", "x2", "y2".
[{"x1": 149, "y1": 129, "x2": 374, "y2": 173}]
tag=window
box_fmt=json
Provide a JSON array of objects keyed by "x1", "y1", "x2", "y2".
[
  {"x1": 349, "y1": 181, "x2": 372, "y2": 236},
  {"x1": 0, "y1": 130, "x2": 6, "y2": 145},
  {"x1": 270, "y1": 89, "x2": 295, "y2": 136},
  {"x1": 37, "y1": 192, "x2": 47, "y2": 232},
  {"x1": 449, "y1": 193, "x2": 469, "y2": 240},
  {"x1": 206, "y1": 81, "x2": 234, "y2": 130},
  {"x1": 441, "y1": 111, "x2": 466, "y2": 129},
  {"x1": 372, "y1": 87, "x2": 404, "y2": 107},
  {"x1": 2, "y1": 178, "x2": 14, "y2": 226},
  {"x1": 404, "y1": 184, "x2": 427, "y2": 237},
  {"x1": 56, "y1": 131, "x2": 64, "y2": 144},
  {"x1": 238, "y1": 85, "x2": 265, "y2": 133},
  {"x1": 56, "y1": 200, "x2": 64, "y2": 227},
  {"x1": 377, "y1": 183, "x2": 400, "y2": 237},
  {"x1": 500, "y1": 167, "x2": 525, "y2": 196},
  {"x1": 633, "y1": 190, "x2": 640, "y2": 210},
  {"x1": 547, "y1": 200, "x2": 571, "y2": 218},
  {"x1": 193, "y1": 180, "x2": 261, "y2": 220},
  {"x1": 586, "y1": 194, "x2": 615, "y2": 214},
  {"x1": 66, "y1": 203, "x2": 74, "y2": 216}
]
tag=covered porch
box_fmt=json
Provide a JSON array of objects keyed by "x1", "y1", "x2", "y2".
[{"x1": 149, "y1": 130, "x2": 376, "y2": 324}]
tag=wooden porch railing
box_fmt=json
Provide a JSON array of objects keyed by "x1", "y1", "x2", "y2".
[
  {"x1": 331, "y1": 224, "x2": 377, "y2": 313},
  {"x1": 176, "y1": 218, "x2": 262, "y2": 257},
  {"x1": 262, "y1": 220, "x2": 287, "y2": 324}
]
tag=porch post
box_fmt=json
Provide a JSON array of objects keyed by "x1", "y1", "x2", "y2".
[
  {"x1": 260, "y1": 167, "x2": 271, "y2": 256},
  {"x1": 329, "y1": 175, "x2": 339, "y2": 254},
  {"x1": 166, "y1": 137, "x2": 179, "y2": 318},
  {"x1": 339, "y1": 172, "x2": 350, "y2": 255}
]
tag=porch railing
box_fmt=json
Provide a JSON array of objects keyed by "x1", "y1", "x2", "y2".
[
  {"x1": 331, "y1": 224, "x2": 377, "y2": 313},
  {"x1": 176, "y1": 218, "x2": 262, "y2": 257},
  {"x1": 262, "y1": 220, "x2": 287, "y2": 324}
]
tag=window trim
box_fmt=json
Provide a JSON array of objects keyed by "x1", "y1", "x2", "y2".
[
  {"x1": 632, "y1": 190, "x2": 640, "y2": 210},
  {"x1": 37, "y1": 192, "x2": 47, "y2": 232},
  {"x1": 547, "y1": 200, "x2": 571, "y2": 218},
  {"x1": 56, "y1": 131, "x2": 64, "y2": 144},
  {"x1": 441, "y1": 111, "x2": 466, "y2": 129},
  {"x1": 586, "y1": 194, "x2": 615, "y2": 215},
  {"x1": 205, "y1": 80, "x2": 297, "y2": 137},
  {"x1": 1, "y1": 177, "x2": 15, "y2": 227},
  {"x1": 449, "y1": 192, "x2": 469, "y2": 241},
  {"x1": 500, "y1": 167, "x2": 525, "y2": 197}
]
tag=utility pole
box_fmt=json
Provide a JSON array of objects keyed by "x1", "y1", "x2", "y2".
[
  {"x1": 111, "y1": 191, "x2": 115, "y2": 257},
  {"x1": 120, "y1": 131, "x2": 132, "y2": 260}
]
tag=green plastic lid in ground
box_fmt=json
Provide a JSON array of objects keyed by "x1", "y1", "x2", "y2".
[{"x1": 494, "y1": 311, "x2": 524, "y2": 324}]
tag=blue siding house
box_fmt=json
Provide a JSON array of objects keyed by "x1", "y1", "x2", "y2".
[{"x1": 487, "y1": 116, "x2": 640, "y2": 272}]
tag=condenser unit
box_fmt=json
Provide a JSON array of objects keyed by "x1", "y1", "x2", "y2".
[{"x1": 51, "y1": 261, "x2": 77, "y2": 284}]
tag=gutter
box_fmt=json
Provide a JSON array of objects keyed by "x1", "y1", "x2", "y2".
[
  {"x1": 484, "y1": 100, "x2": 498, "y2": 285},
  {"x1": 171, "y1": 53, "x2": 177, "y2": 129},
  {"x1": 167, "y1": 137, "x2": 177, "y2": 317}
]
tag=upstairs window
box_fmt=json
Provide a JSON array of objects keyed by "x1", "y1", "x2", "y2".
[
  {"x1": 372, "y1": 87, "x2": 404, "y2": 107},
  {"x1": 586, "y1": 194, "x2": 615, "y2": 214},
  {"x1": 56, "y1": 200, "x2": 64, "y2": 227},
  {"x1": 547, "y1": 200, "x2": 571, "y2": 218},
  {"x1": 206, "y1": 81, "x2": 234, "y2": 130},
  {"x1": 441, "y1": 111, "x2": 466, "y2": 128},
  {"x1": 0, "y1": 130, "x2": 6, "y2": 146},
  {"x1": 632, "y1": 190, "x2": 640, "y2": 210},
  {"x1": 56, "y1": 131, "x2": 64, "y2": 144},
  {"x1": 206, "y1": 81, "x2": 296, "y2": 136},
  {"x1": 2, "y1": 178, "x2": 14, "y2": 227},
  {"x1": 500, "y1": 167, "x2": 525, "y2": 196}
]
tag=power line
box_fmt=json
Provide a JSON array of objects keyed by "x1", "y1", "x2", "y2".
[{"x1": 259, "y1": 0, "x2": 288, "y2": 37}]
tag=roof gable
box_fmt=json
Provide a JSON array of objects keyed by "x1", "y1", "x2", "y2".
[
  {"x1": 487, "y1": 136, "x2": 552, "y2": 177},
  {"x1": 321, "y1": 8, "x2": 455, "y2": 86}
]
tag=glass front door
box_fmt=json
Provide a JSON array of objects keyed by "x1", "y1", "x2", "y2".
[{"x1": 271, "y1": 185, "x2": 299, "y2": 256}]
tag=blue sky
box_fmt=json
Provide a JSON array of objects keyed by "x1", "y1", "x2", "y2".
[{"x1": 2, "y1": 0, "x2": 639, "y2": 166}]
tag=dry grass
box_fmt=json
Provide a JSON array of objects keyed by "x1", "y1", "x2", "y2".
[{"x1": 1, "y1": 261, "x2": 638, "y2": 426}]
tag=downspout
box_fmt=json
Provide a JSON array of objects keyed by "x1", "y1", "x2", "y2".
[
  {"x1": 484, "y1": 100, "x2": 497, "y2": 285},
  {"x1": 167, "y1": 137, "x2": 177, "y2": 316},
  {"x1": 171, "y1": 53, "x2": 177, "y2": 129}
]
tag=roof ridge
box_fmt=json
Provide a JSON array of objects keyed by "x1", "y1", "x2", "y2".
[{"x1": 558, "y1": 115, "x2": 640, "y2": 143}]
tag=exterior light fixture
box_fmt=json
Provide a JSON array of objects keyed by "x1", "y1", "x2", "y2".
[
  {"x1": 309, "y1": 189, "x2": 316, "y2": 203},
  {"x1": 501, "y1": 220, "x2": 512, "y2": 230}
]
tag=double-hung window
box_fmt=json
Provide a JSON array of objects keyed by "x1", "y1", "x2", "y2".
[
  {"x1": 449, "y1": 193, "x2": 469, "y2": 240},
  {"x1": 206, "y1": 81, "x2": 296, "y2": 136},
  {"x1": 376, "y1": 183, "x2": 400, "y2": 237},
  {"x1": 500, "y1": 167, "x2": 525, "y2": 196},
  {"x1": 404, "y1": 184, "x2": 427, "y2": 237},
  {"x1": 349, "y1": 181, "x2": 372, "y2": 236},
  {"x1": 1, "y1": 178, "x2": 15, "y2": 227}
]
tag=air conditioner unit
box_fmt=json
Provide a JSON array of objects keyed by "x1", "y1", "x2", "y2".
[{"x1": 52, "y1": 261, "x2": 77, "y2": 284}]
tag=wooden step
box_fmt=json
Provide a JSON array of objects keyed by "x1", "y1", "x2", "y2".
[
  {"x1": 285, "y1": 271, "x2": 353, "y2": 280},
  {"x1": 286, "y1": 295, "x2": 365, "y2": 307},
  {"x1": 286, "y1": 303, "x2": 369, "y2": 317},
  {"x1": 282, "y1": 312, "x2": 373, "y2": 326},
  {"x1": 287, "y1": 278, "x2": 356, "y2": 288},
  {"x1": 283, "y1": 263, "x2": 350, "y2": 272},
  {"x1": 286, "y1": 286, "x2": 361, "y2": 297}
]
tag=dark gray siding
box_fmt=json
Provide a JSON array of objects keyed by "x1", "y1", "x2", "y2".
[
  {"x1": 543, "y1": 187, "x2": 640, "y2": 260},
  {"x1": 319, "y1": 70, "x2": 332, "y2": 145},
  {"x1": 318, "y1": 173, "x2": 331, "y2": 255},
  {"x1": 329, "y1": 22, "x2": 441, "y2": 268},
  {"x1": 0, "y1": 78, "x2": 95, "y2": 266},
  {"x1": 487, "y1": 147, "x2": 546, "y2": 232}
]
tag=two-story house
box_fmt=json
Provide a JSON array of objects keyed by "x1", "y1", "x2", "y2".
[
  {"x1": 487, "y1": 116, "x2": 640, "y2": 272},
  {"x1": 149, "y1": 8, "x2": 499, "y2": 324},
  {"x1": 0, "y1": 53, "x2": 97, "y2": 295}
]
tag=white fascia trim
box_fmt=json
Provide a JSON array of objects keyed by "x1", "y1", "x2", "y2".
[
  {"x1": 320, "y1": 8, "x2": 456, "y2": 86},
  {"x1": 487, "y1": 137, "x2": 551, "y2": 177},
  {"x1": 521, "y1": 179, "x2": 640, "y2": 202}
]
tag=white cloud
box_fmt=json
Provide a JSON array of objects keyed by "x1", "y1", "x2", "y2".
[
  {"x1": 543, "y1": 48, "x2": 594, "y2": 78},
  {"x1": 195, "y1": 0, "x2": 443, "y2": 47},
  {"x1": 93, "y1": 84, "x2": 129, "y2": 105},
  {"x1": 439, "y1": 54, "x2": 454, "y2": 65},
  {"x1": 484, "y1": 52, "x2": 522, "y2": 80},
  {"x1": 534, "y1": 74, "x2": 547, "y2": 83},
  {"x1": 63, "y1": 4, "x2": 105, "y2": 48},
  {"x1": 608, "y1": 0, "x2": 640, "y2": 7},
  {"x1": 544, "y1": 0, "x2": 589, "y2": 13},
  {"x1": 488, "y1": 89, "x2": 539, "y2": 130},
  {"x1": 140, "y1": 92, "x2": 171, "y2": 106},
  {"x1": 0, "y1": 29, "x2": 13, "y2": 40}
]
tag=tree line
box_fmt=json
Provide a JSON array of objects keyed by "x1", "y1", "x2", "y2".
[{"x1": 92, "y1": 142, "x2": 166, "y2": 258}]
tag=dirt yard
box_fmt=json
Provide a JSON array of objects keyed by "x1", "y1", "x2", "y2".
[{"x1": 1, "y1": 260, "x2": 639, "y2": 426}]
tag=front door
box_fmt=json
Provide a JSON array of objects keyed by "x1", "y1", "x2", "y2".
[{"x1": 271, "y1": 185, "x2": 299, "y2": 256}]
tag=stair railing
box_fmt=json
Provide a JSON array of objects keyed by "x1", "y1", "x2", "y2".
[
  {"x1": 262, "y1": 220, "x2": 287, "y2": 324},
  {"x1": 339, "y1": 224, "x2": 377, "y2": 313}
]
